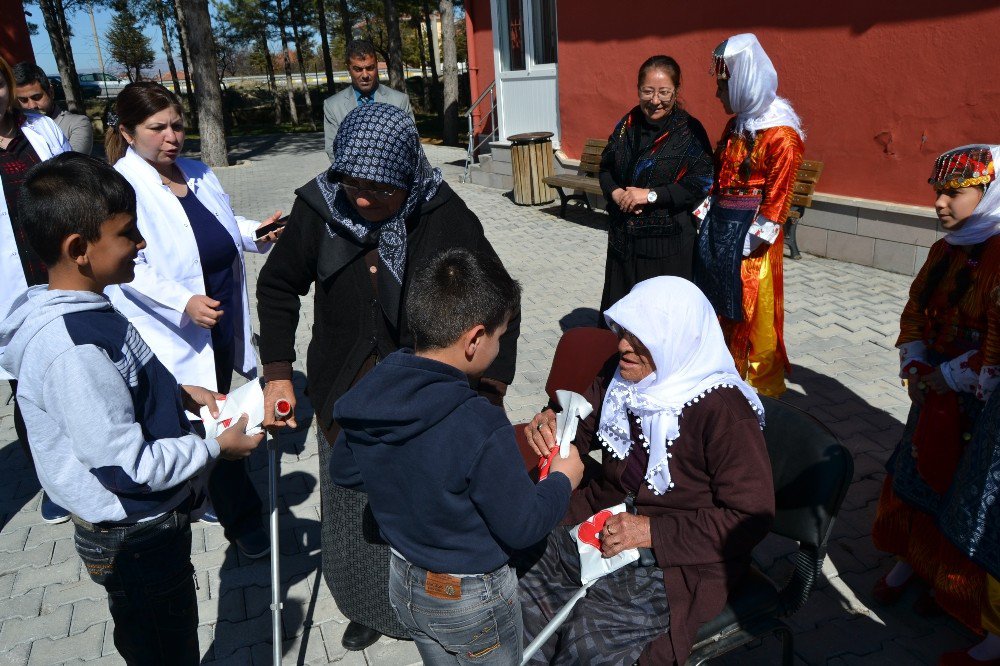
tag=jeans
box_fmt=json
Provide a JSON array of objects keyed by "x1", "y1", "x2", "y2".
[
  {"x1": 73, "y1": 507, "x2": 199, "y2": 665},
  {"x1": 389, "y1": 553, "x2": 523, "y2": 664}
]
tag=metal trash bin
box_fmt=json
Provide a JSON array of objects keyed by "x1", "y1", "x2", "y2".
[{"x1": 509, "y1": 132, "x2": 556, "y2": 205}]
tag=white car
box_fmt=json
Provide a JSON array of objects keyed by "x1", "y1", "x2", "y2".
[{"x1": 78, "y1": 72, "x2": 128, "y2": 98}]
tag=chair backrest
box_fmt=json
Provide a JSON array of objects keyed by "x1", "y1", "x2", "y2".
[
  {"x1": 577, "y1": 139, "x2": 609, "y2": 177},
  {"x1": 544, "y1": 327, "x2": 620, "y2": 402},
  {"x1": 760, "y1": 395, "x2": 852, "y2": 550}
]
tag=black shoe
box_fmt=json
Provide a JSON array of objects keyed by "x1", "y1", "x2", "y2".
[
  {"x1": 235, "y1": 528, "x2": 270, "y2": 559},
  {"x1": 342, "y1": 622, "x2": 381, "y2": 651}
]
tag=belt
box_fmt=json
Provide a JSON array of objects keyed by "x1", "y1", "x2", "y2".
[{"x1": 71, "y1": 493, "x2": 194, "y2": 533}]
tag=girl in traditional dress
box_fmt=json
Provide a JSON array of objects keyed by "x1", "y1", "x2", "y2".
[{"x1": 872, "y1": 144, "x2": 1000, "y2": 666}]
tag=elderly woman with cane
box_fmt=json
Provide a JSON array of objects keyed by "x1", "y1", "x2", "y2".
[
  {"x1": 256, "y1": 102, "x2": 519, "y2": 651},
  {"x1": 520, "y1": 277, "x2": 775, "y2": 665}
]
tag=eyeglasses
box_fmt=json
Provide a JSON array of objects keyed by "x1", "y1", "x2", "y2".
[
  {"x1": 638, "y1": 88, "x2": 676, "y2": 101},
  {"x1": 340, "y1": 182, "x2": 400, "y2": 201},
  {"x1": 608, "y1": 321, "x2": 644, "y2": 347}
]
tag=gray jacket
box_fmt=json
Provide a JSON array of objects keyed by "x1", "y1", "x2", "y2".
[
  {"x1": 52, "y1": 108, "x2": 94, "y2": 155},
  {"x1": 0, "y1": 287, "x2": 218, "y2": 523},
  {"x1": 323, "y1": 83, "x2": 414, "y2": 162}
]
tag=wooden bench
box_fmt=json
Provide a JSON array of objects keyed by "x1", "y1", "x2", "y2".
[
  {"x1": 543, "y1": 138, "x2": 608, "y2": 218},
  {"x1": 784, "y1": 159, "x2": 824, "y2": 260}
]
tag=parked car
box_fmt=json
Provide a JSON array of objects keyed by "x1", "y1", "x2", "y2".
[
  {"x1": 49, "y1": 75, "x2": 102, "y2": 101},
  {"x1": 78, "y1": 73, "x2": 128, "y2": 98}
]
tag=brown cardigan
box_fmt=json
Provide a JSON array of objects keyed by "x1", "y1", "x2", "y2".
[{"x1": 564, "y1": 361, "x2": 775, "y2": 665}]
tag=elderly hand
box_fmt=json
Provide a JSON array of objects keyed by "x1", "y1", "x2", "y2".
[
  {"x1": 616, "y1": 187, "x2": 650, "y2": 215},
  {"x1": 525, "y1": 408, "x2": 557, "y2": 457},
  {"x1": 263, "y1": 379, "x2": 297, "y2": 431},
  {"x1": 600, "y1": 512, "x2": 652, "y2": 558},
  {"x1": 255, "y1": 210, "x2": 285, "y2": 244}
]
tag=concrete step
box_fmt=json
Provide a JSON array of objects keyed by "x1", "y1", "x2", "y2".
[
  {"x1": 468, "y1": 167, "x2": 512, "y2": 190},
  {"x1": 488, "y1": 141, "x2": 512, "y2": 163}
]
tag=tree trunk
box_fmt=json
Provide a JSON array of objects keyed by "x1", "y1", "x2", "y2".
[
  {"x1": 177, "y1": 0, "x2": 228, "y2": 166},
  {"x1": 38, "y1": 0, "x2": 84, "y2": 113},
  {"x1": 155, "y1": 0, "x2": 181, "y2": 96},
  {"x1": 439, "y1": 0, "x2": 458, "y2": 145},
  {"x1": 415, "y1": 20, "x2": 430, "y2": 110},
  {"x1": 257, "y1": 32, "x2": 283, "y2": 124},
  {"x1": 422, "y1": 0, "x2": 438, "y2": 87},
  {"x1": 315, "y1": 0, "x2": 334, "y2": 93},
  {"x1": 172, "y1": 0, "x2": 197, "y2": 118},
  {"x1": 288, "y1": 0, "x2": 315, "y2": 128},
  {"x1": 381, "y1": 0, "x2": 405, "y2": 92},
  {"x1": 337, "y1": 0, "x2": 352, "y2": 49},
  {"x1": 273, "y1": 0, "x2": 299, "y2": 125},
  {"x1": 53, "y1": 0, "x2": 86, "y2": 109}
]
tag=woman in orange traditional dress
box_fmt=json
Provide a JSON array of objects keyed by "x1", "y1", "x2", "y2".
[
  {"x1": 871, "y1": 144, "x2": 1000, "y2": 666},
  {"x1": 693, "y1": 33, "x2": 804, "y2": 397}
]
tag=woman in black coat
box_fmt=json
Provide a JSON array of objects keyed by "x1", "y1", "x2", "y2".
[
  {"x1": 256, "y1": 103, "x2": 519, "y2": 651},
  {"x1": 599, "y1": 55, "x2": 714, "y2": 313}
]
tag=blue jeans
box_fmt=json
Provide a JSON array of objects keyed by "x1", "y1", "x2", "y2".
[
  {"x1": 73, "y1": 506, "x2": 199, "y2": 665},
  {"x1": 389, "y1": 553, "x2": 523, "y2": 664}
]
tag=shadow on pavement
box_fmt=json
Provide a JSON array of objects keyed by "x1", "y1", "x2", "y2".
[{"x1": 0, "y1": 438, "x2": 40, "y2": 532}]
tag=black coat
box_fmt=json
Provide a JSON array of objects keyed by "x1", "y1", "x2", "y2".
[{"x1": 256, "y1": 180, "x2": 519, "y2": 436}]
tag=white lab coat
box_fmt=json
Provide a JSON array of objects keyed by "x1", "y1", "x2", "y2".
[
  {"x1": 0, "y1": 113, "x2": 71, "y2": 381},
  {"x1": 106, "y1": 148, "x2": 270, "y2": 391}
]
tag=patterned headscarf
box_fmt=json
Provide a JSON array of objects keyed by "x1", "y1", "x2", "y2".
[
  {"x1": 316, "y1": 102, "x2": 442, "y2": 326},
  {"x1": 929, "y1": 144, "x2": 1000, "y2": 246},
  {"x1": 713, "y1": 33, "x2": 805, "y2": 140},
  {"x1": 597, "y1": 277, "x2": 764, "y2": 495}
]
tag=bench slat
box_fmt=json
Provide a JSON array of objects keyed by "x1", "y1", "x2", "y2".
[
  {"x1": 544, "y1": 174, "x2": 604, "y2": 194},
  {"x1": 790, "y1": 194, "x2": 813, "y2": 208},
  {"x1": 793, "y1": 181, "x2": 816, "y2": 196}
]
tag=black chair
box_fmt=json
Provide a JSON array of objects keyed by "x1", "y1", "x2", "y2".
[{"x1": 685, "y1": 395, "x2": 854, "y2": 666}]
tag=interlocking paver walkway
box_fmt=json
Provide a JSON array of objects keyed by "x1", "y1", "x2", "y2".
[{"x1": 0, "y1": 133, "x2": 969, "y2": 665}]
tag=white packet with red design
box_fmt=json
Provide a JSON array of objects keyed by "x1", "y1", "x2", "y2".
[
  {"x1": 198, "y1": 379, "x2": 265, "y2": 439},
  {"x1": 569, "y1": 503, "x2": 639, "y2": 584}
]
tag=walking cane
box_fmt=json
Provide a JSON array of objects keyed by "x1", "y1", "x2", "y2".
[
  {"x1": 520, "y1": 581, "x2": 595, "y2": 664},
  {"x1": 268, "y1": 399, "x2": 291, "y2": 665}
]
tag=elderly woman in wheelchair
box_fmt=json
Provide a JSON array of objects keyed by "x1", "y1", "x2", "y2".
[{"x1": 518, "y1": 277, "x2": 775, "y2": 665}]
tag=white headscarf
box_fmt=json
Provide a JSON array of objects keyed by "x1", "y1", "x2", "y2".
[
  {"x1": 597, "y1": 277, "x2": 765, "y2": 495},
  {"x1": 940, "y1": 145, "x2": 1000, "y2": 246},
  {"x1": 719, "y1": 33, "x2": 805, "y2": 140}
]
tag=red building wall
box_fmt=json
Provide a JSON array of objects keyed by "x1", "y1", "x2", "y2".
[
  {"x1": 1, "y1": 0, "x2": 35, "y2": 66},
  {"x1": 554, "y1": 2, "x2": 1000, "y2": 206}
]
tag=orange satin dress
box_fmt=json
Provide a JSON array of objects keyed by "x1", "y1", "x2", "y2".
[
  {"x1": 872, "y1": 236, "x2": 1000, "y2": 632},
  {"x1": 714, "y1": 122, "x2": 804, "y2": 396}
]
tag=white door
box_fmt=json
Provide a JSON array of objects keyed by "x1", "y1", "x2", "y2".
[{"x1": 491, "y1": 0, "x2": 560, "y2": 147}]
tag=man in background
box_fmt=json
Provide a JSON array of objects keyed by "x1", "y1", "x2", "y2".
[
  {"x1": 13, "y1": 63, "x2": 94, "y2": 155},
  {"x1": 323, "y1": 39, "x2": 414, "y2": 162}
]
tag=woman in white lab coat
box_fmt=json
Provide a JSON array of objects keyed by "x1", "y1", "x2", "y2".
[
  {"x1": 0, "y1": 55, "x2": 72, "y2": 524},
  {"x1": 105, "y1": 82, "x2": 281, "y2": 556}
]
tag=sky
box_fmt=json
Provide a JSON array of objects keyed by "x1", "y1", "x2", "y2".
[{"x1": 29, "y1": 3, "x2": 185, "y2": 78}]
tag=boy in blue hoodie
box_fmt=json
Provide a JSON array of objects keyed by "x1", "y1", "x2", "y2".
[
  {"x1": 331, "y1": 247, "x2": 584, "y2": 664},
  {"x1": 0, "y1": 154, "x2": 263, "y2": 665}
]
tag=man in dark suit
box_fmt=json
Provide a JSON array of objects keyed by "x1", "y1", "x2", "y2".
[{"x1": 323, "y1": 39, "x2": 414, "y2": 162}]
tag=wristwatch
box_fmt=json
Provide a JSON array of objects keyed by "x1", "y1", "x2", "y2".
[{"x1": 646, "y1": 190, "x2": 658, "y2": 204}]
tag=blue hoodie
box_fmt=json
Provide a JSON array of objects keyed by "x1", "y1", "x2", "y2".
[
  {"x1": 331, "y1": 349, "x2": 571, "y2": 574},
  {"x1": 0, "y1": 286, "x2": 219, "y2": 523}
]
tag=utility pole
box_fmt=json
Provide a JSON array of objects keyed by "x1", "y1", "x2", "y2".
[{"x1": 88, "y1": 3, "x2": 106, "y2": 77}]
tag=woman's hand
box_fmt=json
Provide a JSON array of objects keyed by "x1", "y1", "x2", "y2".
[
  {"x1": 179, "y1": 384, "x2": 225, "y2": 417},
  {"x1": 263, "y1": 379, "x2": 297, "y2": 431},
  {"x1": 255, "y1": 210, "x2": 285, "y2": 244},
  {"x1": 600, "y1": 512, "x2": 652, "y2": 558},
  {"x1": 525, "y1": 409, "x2": 557, "y2": 457},
  {"x1": 616, "y1": 187, "x2": 650, "y2": 215},
  {"x1": 185, "y1": 295, "x2": 223, "y2": 329}
]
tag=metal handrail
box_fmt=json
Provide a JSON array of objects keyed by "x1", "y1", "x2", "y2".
[{"x1": 462, "y1": 81, "x2": 498, "y2": 183}]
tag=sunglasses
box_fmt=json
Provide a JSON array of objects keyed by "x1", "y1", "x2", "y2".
[{"x1": 340, "y1": 181, "x2": 401, "y2": 201}]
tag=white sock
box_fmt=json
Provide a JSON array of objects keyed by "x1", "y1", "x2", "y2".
[
  {"x1": 968, "y1": 633, "x2": 1000, "y2": 661},
  {"x1": 885, "y1": 561, "x2": 914, "y2": 588}
]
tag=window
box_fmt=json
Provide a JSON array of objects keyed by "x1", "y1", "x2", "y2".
[
  {"x1": 501, "y1": 0, "x2": 525, "y2": 71},
  {"x1": 531, "y1": 0, "x2": 557, "y2": 65}
]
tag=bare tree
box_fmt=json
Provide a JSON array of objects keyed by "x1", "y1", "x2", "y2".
[
  {"x1": 315, "y1": 0, "x2": 334, "y2": 93},
  {"x1": 151, "y1": 0, "x2": 181, "y2": 94},
  {"x1": 288, "y1": 0, "x2": 315, "y2": 126},
  {"x1": 439, "y1": 0, "x2": 458, "y2": 144},
  {"x1": 36, "y1": 0, "x2": 85, "y2": 112},
  {"x1": 421, "y1": 0, "x2": 438, "y2": 89},
  {"x1": 177, "y1": 0, "x2": 228, "y2": 166},
  {"x1": 273, "y1": 0, "x2": 299, "y2": 124},
  {"x1": 381, "y1": 0, "x2": 405, "y2": 91},
  {"x1": 172, "y1": 0, "x2": 197, "y2": 116}
]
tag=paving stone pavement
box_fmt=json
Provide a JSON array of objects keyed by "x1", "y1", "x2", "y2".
[{"x1": 0, "y1": 133, "x2": 973, "y2": 665}]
